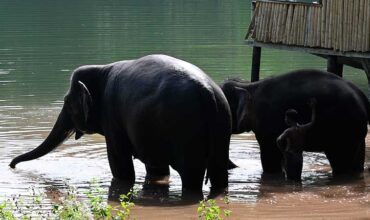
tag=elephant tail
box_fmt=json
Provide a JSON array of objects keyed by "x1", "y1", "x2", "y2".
[{"x1": 201, "y1": 85, "x2": 232, "y2": 193}]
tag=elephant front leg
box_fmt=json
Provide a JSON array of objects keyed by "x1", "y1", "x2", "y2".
[{"x1": 105, "y1": 134, "x2": 135, "y2": 182}]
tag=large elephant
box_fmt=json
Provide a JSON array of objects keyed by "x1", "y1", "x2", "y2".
[
  {"x1": 221, "y1": 69, "x2": 370, "y2": 180},
  {"x1": 10, "y1": 54, "x2": 232, "y2": 199}
]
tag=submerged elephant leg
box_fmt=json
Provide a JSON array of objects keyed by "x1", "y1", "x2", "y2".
[
  {"x1": 325, "y1": 144, "x2": 361, "y2": 177},
  {"x1": 145, "y1": 165, "x2": 170, "y2": 182},
  {"x1": 258, "y1": 137, "x2": 284, "y2": 174},
  {"x1": 180, "y1": 166, "x2": 206, "y2": 201},
  {"x1": 351, "y1": 140, "x2": 365, "y2": 173},
  {"x1": 105, "y1": 132, "x2": 135, "y2": 182}
]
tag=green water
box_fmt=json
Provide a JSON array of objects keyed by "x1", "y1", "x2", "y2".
[{"x1": 1, "y1": 0, "x2": 367, "y2": 107}]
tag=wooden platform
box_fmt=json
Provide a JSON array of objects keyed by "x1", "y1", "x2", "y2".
[{"x1": 245, "y1": 41, "x2": 370, "y2": 59}]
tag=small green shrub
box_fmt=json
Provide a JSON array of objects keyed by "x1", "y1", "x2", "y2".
[
  {"x1": 0, "y1": 180, "x2": 138, "y2": 220},
  {"x1": 113, "y1": 190, "x2": 137, "y2": 220},
  {"x1": 197, "y1": 196, "x2": 232, "y2": 220}
]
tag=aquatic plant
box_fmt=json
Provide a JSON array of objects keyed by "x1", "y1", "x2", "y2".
[{"x1": 197, "y1": 196, "x2": 231, "y2": 220}]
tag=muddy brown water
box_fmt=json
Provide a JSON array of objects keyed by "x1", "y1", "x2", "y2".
[{"x1": 1, "y1": 105, "x2": 370, "y2": 219}]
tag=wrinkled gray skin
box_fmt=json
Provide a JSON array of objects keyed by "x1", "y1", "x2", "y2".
[
  {"x1": 221, "y1": 70, "x2": 370, "y2": 181},
  {"x1": 10, "y1": 54, "x2": 232, "y2": 199}
]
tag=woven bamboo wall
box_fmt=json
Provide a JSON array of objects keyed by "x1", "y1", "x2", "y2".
[{"x1": 249, "y1": 0, "x2": 370, "y2": 52}]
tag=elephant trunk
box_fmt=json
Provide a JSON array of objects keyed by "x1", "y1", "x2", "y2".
[{"x1": 9, "y1": 106, "x2": 74, "y2": 168}]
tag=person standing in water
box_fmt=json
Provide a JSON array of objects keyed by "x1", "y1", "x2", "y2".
[{"x1": 276, "y1": 98, "x2": 317, "y2": 178}]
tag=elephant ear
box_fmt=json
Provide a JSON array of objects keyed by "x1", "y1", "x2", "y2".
[
  {"x1": 234, "y1": 87, "x2": 252, "y2": 132},
  {"x1": 78, "y1": 80, "x2": 92, "y2": 123}
]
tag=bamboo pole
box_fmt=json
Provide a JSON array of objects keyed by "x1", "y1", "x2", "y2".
[
  {"x1": 338, "y1": 0, "x2": 342, "y2": 50},
  {"x1": 277, "y1": 3, "x2": 283, "y2": 43},
  {"x1": 357, "y1": 0, "x2": 363, "y2": 51},
  {"x1": 274, "y1": 3, "x2": 279, "y2": 43},
  {"x1": 257, "y1": 2, "x2": 264, "y2": 41},
  {"x1": 306, "y1": 7, "x2": 312, "y2": 47},
  {"x1": 260, "y1": 2, "x2": 267, "y2": 42},
  {"x1": 265, "y1": 2, "x2": 272, "y2": 42},
  {"x1": 359, "y1": 0, "x2": 365, "y2": 51},
  {"x1": 321, "y1": 0, "x2": 326, "y2": 47},
  {"x1": 296, "y1": 5, "x2": 301, "y2": 45},
  {"x1": 302, "y1": 5, "x2": 307, "y2": 46},
  {"x1": 301, "y1": 5, "x2": 306, "y2": 45},
  {"x1": 285, "y1": 4, "x2": 293, "y2": 44},
  {"x1": 316, "y1": 6, "x2": 321, "y2": 47},
  {"x1": 332, "y1": 0, "x2": 336, "y2": 50},
  {"x1": 271, "y1": 4, "x2": 276, "y2": 43},
  {"x1": 271, "y1": 4, "x2": 279, "y2": 43},
  {"x1": 364, "y1": 0, "x2": 370, "y2": 51},
  {"x1": 362, "y1": 0, "x2": 368, "y2": 51},
  {"x1": 277, "y1": 3, "x2": 282, "y2": 43},
  {"x1": 339, "y1": 0, "x2": 344, "y2": 51},
  {"x1": 352, "y1": 0, "x2": 359, "y2": 51},
  {"x1": 312, "y1": 6, "x2": 317, "y2": 47},
  {"x1": 269, "y1": 2, "x2": 274, "y2": 42},
  {"x1": 325, "y1": 0, "x2": 330, "y2": 48},
  {"x1": 343, "y1": 0, "x2": 348, "y2": 51},
  {"x1": 295, "y1": 5, "x2": 300, "y2": 45},
  {"x1": 294, "y1": 5, "x2": 300, "y2": 45},
  {"x1": 335, "y1": 0, "x2": 341, "y2": 51},
  {"x1": 348, "y1": 0, "x2": 353, "y2": 51},
  {"x1": 280, "y1": 4, "x2": 288, "y2": 44}
]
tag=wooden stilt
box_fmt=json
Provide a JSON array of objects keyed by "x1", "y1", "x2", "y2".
[
  {"x1": 251, "y1": 46, "x2": 262, "y2": 82},
  {"x1": 361, "y1": 58, "x2": 370, "y2": 84},
  {"x1": 327, "y1": 55, "x2": 343, "y2": 77}
]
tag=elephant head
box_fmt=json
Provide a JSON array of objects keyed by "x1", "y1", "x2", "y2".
[
  {"x1": 221, "y1": 79, "x2": 256, "y2": 134},
  {"x1": 9, "y1": 66, "x2": 103, "y2": 168}
]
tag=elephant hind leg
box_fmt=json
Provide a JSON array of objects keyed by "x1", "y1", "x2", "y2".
[
  {"x1": 208, "y1": 167, "x2": 228, "y2": 198},
  {"x1": 351, "y1": 139, "x2": 365, "y2": 173},
  {"x1": 145, "y1": 165, "x2": 170, "y2": 183},
  {"x1": 180, "y1": 166, "x2": 206, "y2": 201},
  {"x1": 326, "y1": 140, "x2": 365, "y2": 176}
]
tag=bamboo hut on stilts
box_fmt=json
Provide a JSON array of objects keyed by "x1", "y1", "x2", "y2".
[{"x1": 246, "y1": 0, "x2": 370, "y2": 83}]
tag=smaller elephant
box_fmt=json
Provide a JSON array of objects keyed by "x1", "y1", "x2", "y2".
[
  {"x1": 221, "y1": 69, "x2": 370, "y2": 181},
  {"x1": 10, "y1": 54, "x2": 232, "y2": 200},
  {"x1": 276, "y1": 98, "x2": 317, "y2": 180}
]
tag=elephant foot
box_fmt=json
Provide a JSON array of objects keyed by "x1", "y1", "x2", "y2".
[
  {"x1": 142, "y1": 181, "x2": 170, "y2": 199},
  {"x1": 208, "y1": 187, "x2": 228, "y2": 200},
  {"x1": 108, "y1": 178, "x2": 135, "y2": 201},
  {"x1": 144, "y1": 175, "x2": 170, "y2": 185},
  {"x1": 181, "y1": 189, "x2": 204, "y2": 203},
  {"x1": 331, "y1": 171, "x2": 364, "y2": 181}
]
